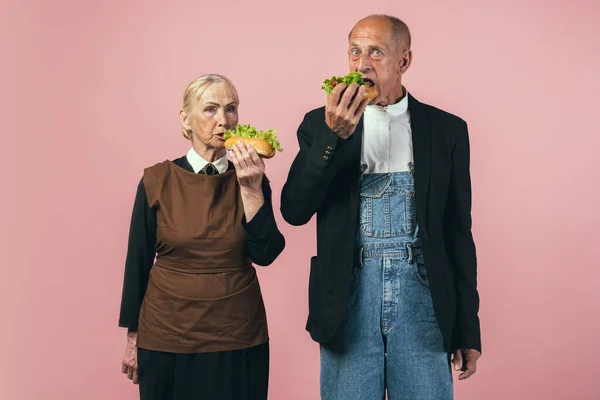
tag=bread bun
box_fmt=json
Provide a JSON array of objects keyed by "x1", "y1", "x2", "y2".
[
  {"x1": 224, "y1": 136, "x2": 275, "y2": 159},
  {"x1": 363, "y1": 86, "x2": 378, "y2": 101}
]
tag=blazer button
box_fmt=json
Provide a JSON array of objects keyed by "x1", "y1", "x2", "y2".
[
  {"x1": 324, "y1": 155, "x2": 329, "y2": 160},
  {"x1": 325, "y1": 150, "x2": 331, "y2": 155},
  {"x1": 326, "y1": 145, "x2": 333, "y2": 151}
]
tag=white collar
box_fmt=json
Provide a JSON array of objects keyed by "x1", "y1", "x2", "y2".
[
  {"x1": 186, "y1": 148, "x2": 229, "y2": 174},
  {"x1": 366, "y1": 91, "x2": 409, "y2": 116}
]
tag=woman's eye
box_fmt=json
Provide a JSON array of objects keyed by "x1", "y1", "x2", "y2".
[{"x1": 205, "y1": 107, "x2": 215, "y2": 112}]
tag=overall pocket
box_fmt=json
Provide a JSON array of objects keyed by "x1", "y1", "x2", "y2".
[
  {"x1": 359, "y1": 174, "x2": 416, "y2": 237},
  {"x1": 414, "y1": 253, "x2": 430, "y2": 287}
]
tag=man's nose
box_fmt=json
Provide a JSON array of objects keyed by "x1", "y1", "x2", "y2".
[{"x1": 358, "y1": 55, "x2": 372, "y2": 73}]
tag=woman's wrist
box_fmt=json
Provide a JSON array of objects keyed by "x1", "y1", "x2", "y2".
[
  {"x1": 240, "y1": 186, "x2": 264, "y2": 222},
  {"x1": 126, "y1": 330, "x2": 138, "y2": 345},
  {"x1": 240, "y1": 185, "x2": 263, "y2": 199}
]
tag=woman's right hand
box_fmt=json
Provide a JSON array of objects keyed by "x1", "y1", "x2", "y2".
[{"x1": 121, "y1": 330, "x2": 139, "y2": 384}]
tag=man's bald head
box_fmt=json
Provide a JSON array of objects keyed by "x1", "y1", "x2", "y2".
[
  {"x1": 347, "y1": 14, "x2": 413, "y2": 106},
  {"x1": 349, "y1": 14, "x2": 411, "y2": 50}
]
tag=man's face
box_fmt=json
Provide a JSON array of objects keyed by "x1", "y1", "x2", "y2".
[{"x1": 348, "y1": 17, "x2": 411, "y2": 106}]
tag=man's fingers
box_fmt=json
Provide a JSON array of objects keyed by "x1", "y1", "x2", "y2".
[
  {"x1": 348, "y1": 86, "x2": 367, "y2": 114},
  {"x1": 459, "y1": 365, "x2": 476, "y2": 380},
  {"x1": 328, "y1": 83, "x2": 347, "y2": 108},
  {"x1": 121, "y1": 362, "x2": 128, "y2": 374},
  {"x1": 133, "y1": 369, "x2": 139, "y2": 385},
  {"x1": 465, "y1": 356, "x2": 477, "y2": 374},
  {"x1": 127, "y1": 366, "x2": 134, "y2": 380},
  {"x1": 351, "y1": 96, "x2": 370, "y2": 124},
  {"x1": 338, "y1": 83, "x2": 359, "y2": 109},
  {"x1": 456, "y1": 350, "x2": 479, "y2": 380},
  {"x1": 452, "y1": 351, "x2": 463, "y2": 371}
]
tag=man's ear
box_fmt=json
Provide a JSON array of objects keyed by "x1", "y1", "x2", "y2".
[{"x1": 400, "y1": 50, "x2": 413, "y2": 73}]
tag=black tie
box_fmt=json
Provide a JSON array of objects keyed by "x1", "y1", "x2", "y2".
[{"x1": 200, "y1": 163, "x2": 218, "y2": 175}]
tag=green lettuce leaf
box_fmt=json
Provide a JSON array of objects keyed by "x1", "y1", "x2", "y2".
[
  {"x1": 223, "y1": 124, "x2": 283, "y2": 152},
  {"x1": 321, "y1": 72, "x2": 366, "y2": 94}
]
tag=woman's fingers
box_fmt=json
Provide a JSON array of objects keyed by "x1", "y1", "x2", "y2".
[
  {"x1": 236, "y1": 142, "x2": 253, "y2": 167},
  {"x1": 132, "y1": 368, "x2": 139, "y2": 384},
  {"x1": 230, "y1": 142, "x2": 264, "y2": 192},
  {"x1": 127, "y1": 366, "x2": 134, "y2": 380},
  {"x1": 232, "y1": 142, "x2": 249, "y2": 170},
  {"x1": 229, "y1": 148, "x2": 240, "y2": 168},
  {"x1": 245, "y1": 143, "x2": 264, "y2": 170},
  {"x1": 229, "y1": 141, "x2": 265, "y2": 172}
]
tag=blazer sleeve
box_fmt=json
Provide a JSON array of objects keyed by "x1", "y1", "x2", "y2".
[
  {"x1": 242, "y1": 177, "x2": 286, "y2": 266},
  {"x1": 280, "y1": 112, "x2": 349, "y2": 226},
  {"x1": 118, "y1": 178, "x2": 157, "y2": 330},
  {"x1": 443, "y1": 120, "x2": 481, "y2": 352}
]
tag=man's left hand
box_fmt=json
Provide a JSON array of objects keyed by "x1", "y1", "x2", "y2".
[{"x1": 452, "y1": 348, "x2": 481, "y2": 380}]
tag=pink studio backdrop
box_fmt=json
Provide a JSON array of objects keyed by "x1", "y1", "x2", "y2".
[{"x1": 2, "y1": 0, "x2": 599, "y2": 399}]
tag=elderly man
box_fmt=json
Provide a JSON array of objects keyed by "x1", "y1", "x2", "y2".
[{"x1": 281, "y1": 14, "x2": 481, "y2": 399}]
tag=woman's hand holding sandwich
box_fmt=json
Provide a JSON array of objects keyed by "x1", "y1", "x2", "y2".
[{"x1": 229, "y1": 140, "x2": 265, "y2": 222}]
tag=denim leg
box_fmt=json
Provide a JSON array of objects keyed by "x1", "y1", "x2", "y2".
[
  {"x1": 384, "y1": 255, "x2": 453, "y2": 400},
  {"x1": 320, "y1": 258, "x2": 385, "y2": 400}
]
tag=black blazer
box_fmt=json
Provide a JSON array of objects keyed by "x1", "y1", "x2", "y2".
[{"x1": 280, "y1": 93, "x2": 481, "y2": 352}]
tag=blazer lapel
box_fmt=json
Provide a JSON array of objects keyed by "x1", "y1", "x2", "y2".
[
  {"x1": 408, "y1": 93, "x2": 432, "y2": 239},
  {"x1": 347, "y1": 116, "x2": 364, "y2": 222},
  {"x1": 351, "y1": 117, "x2": 364, "y2": 168}
]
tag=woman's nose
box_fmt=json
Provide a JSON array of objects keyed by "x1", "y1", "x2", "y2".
[{"x1": 216, "y1": 109, "x2": 227, "y2": 126}]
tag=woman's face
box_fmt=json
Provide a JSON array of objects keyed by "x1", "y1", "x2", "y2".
[{"x1": 181, "y1": 83, "x2": 239, "y2": 156}]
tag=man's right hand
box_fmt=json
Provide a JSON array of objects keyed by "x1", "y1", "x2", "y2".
[
  {"x1": 121, "y1": 330, "x2": 139, "y2": 384},
  {"x1": 325, "y1": 82, "x2": 370, "y2": 139}
]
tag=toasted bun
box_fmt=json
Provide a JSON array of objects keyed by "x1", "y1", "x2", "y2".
[
  {"x1": 224, "y1": 136, "x2": 275, "y2": 159},
  {"x1": 363, "y1": 86, "x2": 378, "y2": 101}
]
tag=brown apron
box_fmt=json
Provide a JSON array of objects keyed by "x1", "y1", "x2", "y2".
[{"x1": 137, "y1": 161, "x2": 268, "y2": 353}]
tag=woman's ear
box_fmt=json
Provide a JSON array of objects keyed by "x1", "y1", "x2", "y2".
[{"x1": 180, "y1": 109, "x2": 191, "y2": 131}]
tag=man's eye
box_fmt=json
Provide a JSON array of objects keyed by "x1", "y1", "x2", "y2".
[
  {"x1": 351, "y1": 49, "x2": 360, "y2": 55},
  {"x1": 226, "y1": 107, "x2": 236, "y2": 112},
  {"x1": 373, "y1": 49, "x2": 382, "y2": 56}
]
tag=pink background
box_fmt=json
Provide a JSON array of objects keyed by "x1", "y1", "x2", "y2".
[{"x1": 2, "y1": 0, "x2": 599, "y2": 399}]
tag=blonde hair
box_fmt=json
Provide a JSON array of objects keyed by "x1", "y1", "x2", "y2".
[{"x1": 180, "y1": 74, "x2": 239, "y2": 140}]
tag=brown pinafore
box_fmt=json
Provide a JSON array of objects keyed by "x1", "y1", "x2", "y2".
[{"x1": 137, "y1": 161, "x2": 268, "y2": 353}]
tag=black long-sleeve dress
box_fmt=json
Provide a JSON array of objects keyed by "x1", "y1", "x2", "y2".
[{"x1": 118, "y1": 155, "x2": 285, "y2": 400}]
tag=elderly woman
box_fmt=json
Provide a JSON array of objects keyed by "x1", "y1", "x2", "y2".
[{"x1": 118, "y1": 74, "x2": 285, "y2": 400}]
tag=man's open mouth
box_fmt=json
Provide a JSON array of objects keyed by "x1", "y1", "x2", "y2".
[{"x1": 363, "y1": 78, "x2": 375, "y2": 87}]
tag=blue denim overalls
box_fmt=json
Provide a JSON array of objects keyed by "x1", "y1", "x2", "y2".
[{"x1": 320, "y1": 168, "x2": 453, "y2": 400}]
